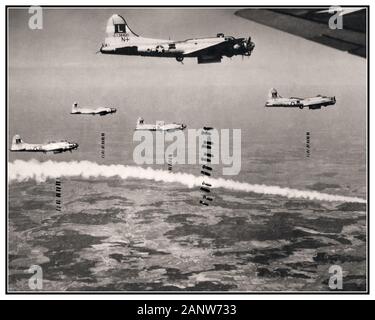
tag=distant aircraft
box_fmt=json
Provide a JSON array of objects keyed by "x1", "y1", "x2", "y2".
[
  {"x1": 265, "y1": 88, "x2": 336, "y2": 110},
  {"x1": 135, "y1": 118, "x2": 186, "y2": 131},
  {"x1": 98, "y1": 14, "x2": 255, "y2": 64},
  {"x1": 70, "y1": 102, "x2": 116, "y2": 116},
  {"x1": 10, "y1": 135, "x2": 79, "y2": 154}
]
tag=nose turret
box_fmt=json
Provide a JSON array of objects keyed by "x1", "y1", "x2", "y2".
[
  {"x1": 244, "y1": 37, "x2": 255, "y2": 55},
  {"x1": 248, "y1": 40, "x2": 255, "y2": 54}
]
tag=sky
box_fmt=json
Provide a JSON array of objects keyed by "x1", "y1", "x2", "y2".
[{"x1": 7, "y1": 7, "x2": 367, "y2": 176}]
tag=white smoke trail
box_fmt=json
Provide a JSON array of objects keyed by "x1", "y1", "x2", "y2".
[{"x1": 8, "y1": 160, "x2": 366, "y2": 204}]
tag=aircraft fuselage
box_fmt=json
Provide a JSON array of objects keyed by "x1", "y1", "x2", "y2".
[
  {"x1": 71, "y1": 107, "x2": 117, "y2": 116},
  {"x1": 101, "y1": 35, "x2": 253, "y2": 64},
  {"x1": 135, "y1": 121, "x2": 186, "y2": 132},
  {"x1": 265, "y1": 96, "x2": 336, "y2": 109},
  {"x1": 10, "y1": 141, "x2": 79, "y2": 154}
]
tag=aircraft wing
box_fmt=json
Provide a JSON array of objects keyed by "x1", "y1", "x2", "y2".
[
  {"x1": 94, "y1": 108, "x2": 109, "y2": 115},
  {"x1": 98, "y1": 110, "x2": 110, "y2": 115},
  {"x1": 235, "y1": 8, "x2": 366, "y2": 58},
  {"x1": 182, "y1": 39, "x2": 230, "y2": 56}
]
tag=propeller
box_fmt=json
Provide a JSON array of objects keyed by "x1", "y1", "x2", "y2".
[{"x1": 246, "y1": 37, "x2": 252, "y2": 48}]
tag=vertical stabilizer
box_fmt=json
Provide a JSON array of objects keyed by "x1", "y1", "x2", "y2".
[
  {"x1": 11, "y1": 134, "x2": 24, "y2": 150},
  {"x1": 268, "y1": 88, "x2": 281, "y2": 99},
  {"x1": 106, "y1": 14, "x2": 139, "y2": 37}
]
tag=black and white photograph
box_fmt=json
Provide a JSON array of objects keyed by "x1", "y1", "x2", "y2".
[{"x1": 6, "y1": 5, "x2": 368, "y2": 294}]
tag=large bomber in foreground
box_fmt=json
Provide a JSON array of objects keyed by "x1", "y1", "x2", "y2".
[{"x1": 99, "y1": 14, "x2": 255, "y2": 64}]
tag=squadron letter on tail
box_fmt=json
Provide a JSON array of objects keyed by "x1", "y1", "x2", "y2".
[
  {"x1": 70, "y1": 102, "x2": 117, "y2": 116},
  {"x1": 265, "y1": 88, "x2": 336, "y2": 110},
  {"x1": 98, "y1": 14, "x2": 255, "y2": 64},
  {"x1": 10, "y1": 135, "x2": 79, "y2": 154}
]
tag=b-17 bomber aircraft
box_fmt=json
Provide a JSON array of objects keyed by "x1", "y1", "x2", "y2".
[
  {"x1": 70, "y1": 102, "x2": 117, "y2": 116},
  {"x1": 135, "y1": 118, "x2": 186, "y2": 132},
  {"x1": 98, "y1": 14, "x2": 255, "y2": 64},
  {"x1": 265, "y1": 88, "x2": 336, "y2": 110},
  {"x1": 10, "y1": 135, "x2": 79, "y2": 154}
]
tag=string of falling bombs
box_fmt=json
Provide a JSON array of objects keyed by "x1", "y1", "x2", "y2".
[
  {"x1": 167, "y1": 154, "x2": 173, "y2": 172},
  {"x1": 200, "y1": 127, "x2": 214, "y2": 206},
  {"x1": 55, "y1": 178, "x2": 62, "y2": 212}
]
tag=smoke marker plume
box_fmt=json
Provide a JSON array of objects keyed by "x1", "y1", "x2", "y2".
[{"x1": 8, "y1": 160, "x2": 366, "y2": 203}]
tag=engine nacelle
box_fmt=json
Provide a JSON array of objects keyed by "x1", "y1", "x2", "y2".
[
  {"x1": 197, "y1": 55, "x2": 222, "y2": 64},
  {"x1": 309, "y1": 105, "x2": 322, "y2": 110}
]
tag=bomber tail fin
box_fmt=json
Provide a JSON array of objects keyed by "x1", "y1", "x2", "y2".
[
  {"x1": 72, "y1": 102, "x2": 78, "y2": 112},
  {"x1": 11, "y1": 134, "x2": 24, "y2": 150},
  {"x1": 106, "y1": 14, "x2": 139, "y2": 37},
  {"x1": 137, "y1": 117, "x2": 144, "y2": 125},
  {"x1": 268, "y1": 88, "x2": 281, "y2": 99}
]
